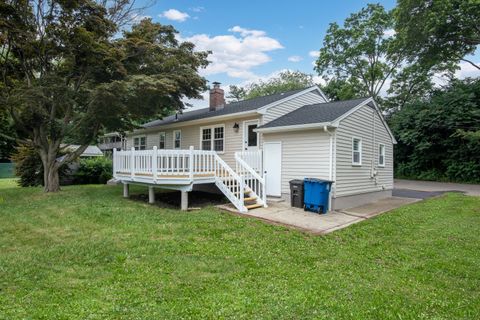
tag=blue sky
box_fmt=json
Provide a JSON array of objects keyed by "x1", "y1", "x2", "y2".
[{"x1": 135, "y1": 0, "x2": 479, "y2": 107}]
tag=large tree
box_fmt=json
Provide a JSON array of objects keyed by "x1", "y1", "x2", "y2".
[
  {"x1": 0, "y1": 1, "x2": 208, "y2": 192},
  {"x1": 314, "y1": 4, "x2": 404, "y2": 103},
  {"x1": 227, "y1": 70, "x2": 315, "y2": 101},
  {"x1": 395, "y1": 0, "x2": 480, "y2": 71}
]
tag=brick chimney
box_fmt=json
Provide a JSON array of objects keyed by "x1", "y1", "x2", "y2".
[{"x1": 209, "y1": 82, "x2": 225, "y2": 111}]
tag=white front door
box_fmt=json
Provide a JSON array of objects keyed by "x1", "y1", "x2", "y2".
[
  {"x1": 264, "y1": 142, "x2": 282, "y2": 197},
  {"x1": 243, "y1": 120, "x2": 259, "y2": 151}
]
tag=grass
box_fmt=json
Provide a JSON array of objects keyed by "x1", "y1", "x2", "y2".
[{"x1": 0, "y1": 179, "x2": 479, "y2": 319}]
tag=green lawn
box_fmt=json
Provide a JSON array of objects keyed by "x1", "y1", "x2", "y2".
[{"x1": 0, "y1": 179, "x2": 479, "y2": 319}]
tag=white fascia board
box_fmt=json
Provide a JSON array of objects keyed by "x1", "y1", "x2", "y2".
[
  {"x1": 255, "y1": 122, "x2": 337, "y2": 134},
  {"x1": 257, "y1": 86, "x2": 322, "y2": 115},
  {"x1": 128, "y1": 110, "x2": 259, "y2": 135}
]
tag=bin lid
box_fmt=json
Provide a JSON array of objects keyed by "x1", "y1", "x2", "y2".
[
  {"x1": 304, "y1": 178, "x2": 334, "y2": 184},
  {"x1": 289, "y1": 179, "x2": 304, "y2": 185}
]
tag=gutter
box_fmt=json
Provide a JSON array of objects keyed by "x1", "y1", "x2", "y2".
[
  {"x1": 128, "y1": 110, "x2": 259, "y2": 135},
  {"x1": 255, "y1": 122, "x2": 336, "y2": 134}
]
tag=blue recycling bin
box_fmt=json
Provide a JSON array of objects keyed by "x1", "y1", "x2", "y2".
[{"x1": 303, "y1": 178, "x2": 333, "y2": 214}]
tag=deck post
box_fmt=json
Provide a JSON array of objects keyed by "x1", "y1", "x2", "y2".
[
  {"x1": 189, "y1": 146, "x2": 194, "y2": 180},
  {"x1": 112, "y1": 148, "x2": 116, "y2": 179},
  {"x1": 148, "y1": 186, "x2": 155, "y2": 204},
  {"x1": 152, "y1": 146, "x2": 158, "y2": 182},
  {"x1": 181, "y1": 191, "x2": 188, "y2": 211},
  {"x1": 123, "y1": 183, "x2": 129, "y2": 198},
  {"x1": 130, "y1": 147, "x2": 135, "y2": 179}
]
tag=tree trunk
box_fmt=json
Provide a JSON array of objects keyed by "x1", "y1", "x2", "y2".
[{"x1": 42, "y1": 153, "x2": 61, "y2": 193}]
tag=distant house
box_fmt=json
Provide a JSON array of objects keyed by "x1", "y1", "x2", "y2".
[
  {"x1": 98, "y1": 133, "x2": 126, "y2": 157},
  {"x1": 113, "y1": 83, "x2": 396, "y2": 212}
]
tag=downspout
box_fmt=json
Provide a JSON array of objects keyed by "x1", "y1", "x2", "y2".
[{"x1": 324, "y1": 126, "x2": 334, "y2": 210}]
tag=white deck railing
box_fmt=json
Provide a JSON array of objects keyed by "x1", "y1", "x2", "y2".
[
  {"x1": 113, "y1": 147, "x2": 248, "y2": 212},
  {"x1": 235, "y1": 150, "x2": 266, "y2": 207}
]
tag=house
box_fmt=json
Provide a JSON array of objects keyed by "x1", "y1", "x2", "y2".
[
  {"x1": 98, "y1": 132, "x2": 126, "y2": 157},
  {"x1": 113, "y1": 83, "x2": 396, "y2": 212}
]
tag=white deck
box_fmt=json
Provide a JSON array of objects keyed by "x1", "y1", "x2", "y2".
[{"x1": 113, "y1": 147, "x2": 266, "y2": 212}]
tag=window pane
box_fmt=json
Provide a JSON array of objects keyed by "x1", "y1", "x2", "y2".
[
  {"x1": 202, "y1": 140, "x2": 211, "y2": 150},
  {"x1": 353, "y1": 152, "x2": 360, "y2": 163},
  {"x1": 353, "y1": 139, "x2": 359, "y2": 151},
  {"x1": 214, "y1": 139, "x2": 223, "y2": 151},
  {"x1": 248, "y1": 124, "x2": 258, "y2": 147},
  {"x1": 214, "y1": 127, "x2": 224, "y2": 139},
  {"x1": 202, "y1": 128, "x2": 211, "y2": 140}
]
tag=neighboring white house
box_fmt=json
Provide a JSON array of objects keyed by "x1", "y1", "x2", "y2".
[{"x1": 113, "y1": 83, "x2": 396, "y2": 212}]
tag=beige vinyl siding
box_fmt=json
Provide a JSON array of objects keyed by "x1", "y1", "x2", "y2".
[
  {"x1": 263, "y1": 129, "x2": 331, "y2": 195},
  {"x1": 262, "y1": 90, "x2": 326, "y2": 124},
  {"x1": 126, "y1": 115, "x2": 261, "y2": 167},
  {"x1": 334, "y1": 105, "x2": 394, "y2": 197}
]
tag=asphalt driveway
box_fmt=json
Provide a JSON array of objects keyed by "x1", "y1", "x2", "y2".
[{"x1": 394, "y1": 179, "x2": 480, "y2": 197}]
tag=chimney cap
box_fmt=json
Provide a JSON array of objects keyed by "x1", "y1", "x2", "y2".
[{"x1": 212, "y1": 81, "x2": 221, "y2": 88}]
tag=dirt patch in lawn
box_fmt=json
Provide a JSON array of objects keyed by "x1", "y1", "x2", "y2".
[{"x1": 130, "y1": 191, "x2": 228, "y2": 209}]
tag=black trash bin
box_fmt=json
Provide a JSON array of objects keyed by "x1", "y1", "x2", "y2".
[{"x1": 289, "y1": 179, "x2": 304, "y2": 208}]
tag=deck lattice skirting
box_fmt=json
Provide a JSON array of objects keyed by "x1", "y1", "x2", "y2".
[{"x1": 113, "y1": 147, "x2": 266, "y2": 212}]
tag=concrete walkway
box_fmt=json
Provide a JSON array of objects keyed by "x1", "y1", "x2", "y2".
[
  {"x1": 394, "y1": 179, "x2": 480, "y2": 196},
  {"x1": 218, "y1": 196, "x2": 417, "y2": 234}
]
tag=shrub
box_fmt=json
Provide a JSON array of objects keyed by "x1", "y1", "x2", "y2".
[
  {"x1": 74, "y1": 157, "x2": 112, "y2": 184},
  {"x1": 10, "y1": 145, "x2": 68, "y2": 187}
]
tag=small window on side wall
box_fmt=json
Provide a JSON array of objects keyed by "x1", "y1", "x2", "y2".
[
  {"x1": 352, "y1": 138, "x2": 362, "y2": 165},
  {"x1": 173, "y1": 130, "x2": 181, "y2": 149},
  {"x1": 378, "y1": 144, "x2": 385, "y2": 167},
  {"x1": 159, "y1": 132, "x2": 166, "y2": 149},
  {"x1": 134, "y1": 136, "x2": 146, "y2": 150}
]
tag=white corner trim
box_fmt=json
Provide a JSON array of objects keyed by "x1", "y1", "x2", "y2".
[
  {"x1": 255, "y1": 122, "x2": 336, "y2": 133},
  {"x1": 257, "y1": 86, "x2": 322, "y2": 114}
]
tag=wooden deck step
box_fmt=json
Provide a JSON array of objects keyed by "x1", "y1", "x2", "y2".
[
  {"x1": 244, "y1": 196, "x2": 257, "y2": 202},
  {"x1": 245, "y1": 203, "x2": 263, "y2": 210}
]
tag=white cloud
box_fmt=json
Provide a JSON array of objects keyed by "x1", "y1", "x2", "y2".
[
  {"x1": 309, "y1": 50, "x2": 320, "y2": 58},
  {"x1": 159, "y1": 9, "x2": 190, "y2": 22},
  {"x1": 180, "y1": 26, "x2": 283, "y2": 80},
  {"x1": 455, "y1": 60, "x2": 480, "y2": 79},
  {"x1": 288, "y1": 55, "x2": 302, "y2": 62},
  {"x1": 383, "y1": 29, "x2": 396, "y2": 38}
]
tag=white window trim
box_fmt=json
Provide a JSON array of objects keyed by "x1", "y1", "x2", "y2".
[
  {"x1": 378, "y1": 143, "x2": 385, "y2": 167},
  {"x1": 352, "y1": 137, "x2": 362, "y2": 166},
  {"x1": 158, "y1": 132, "x2": 166, "y2": 149},
  {"x1": 173, "y1": 130, "x2": 181, "y2": 149},
  {"x1": 133, "y1": 135, "x2": 147, "y2": 150},
  {"x1": 243, "y1": 120, "x2": 260, "y2": 151},
  {"x1": 199, "y1": 124, "x2": 225, "y2": 154}
]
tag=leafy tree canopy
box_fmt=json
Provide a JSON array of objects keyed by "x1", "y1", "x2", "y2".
[
  {"x1": 389, "y1": 78, "x2": 480, "y2": 183},
  {"x1": 0, "y1": 0, "x2": 209, "y2": 191},
  {"x1": 320, "y1": 78, "x2": 367, "y2": 101},
  {"x1": 314, "y1": 4, "x2": 403, "y2": 102},
  {"x1": 395, "y1": 0, "x2": 480, "y2": 72},
  {"x1": 227, "y1": 71, "x2": 315, "y2": 101}
]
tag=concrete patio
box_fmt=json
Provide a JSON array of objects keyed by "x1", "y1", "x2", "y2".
[{"x1": 218, "y1": 196, "x2": 419, "y2": 234}]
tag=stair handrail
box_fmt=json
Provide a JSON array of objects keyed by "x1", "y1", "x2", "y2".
[
  {"x1": 235, "y1": 153, "x2": 267, "y2": 207},
  {"x1": 213, "y1": 153, "x2": 247, "y2": 213}
]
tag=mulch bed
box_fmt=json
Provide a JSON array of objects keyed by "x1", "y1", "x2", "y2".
[{"x1": 130, "y1": 191, "x2": 228, "y2": 209}]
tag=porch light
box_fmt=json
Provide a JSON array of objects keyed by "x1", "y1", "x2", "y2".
[{"x1": 233, "y1": 122, "x2": 240, "y2": 132}]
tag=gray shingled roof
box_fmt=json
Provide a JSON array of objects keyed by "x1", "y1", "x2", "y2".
[
  {"x1": 257, "y1": 97, "x2": 371, "y2": 129},
  {"x1": 143, "y1": 87, "x2": 310, "y2": 128}
]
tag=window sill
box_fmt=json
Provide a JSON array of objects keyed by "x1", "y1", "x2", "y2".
[{"x1": 351, "y1": 163, "x2": 362, "y2": 167}]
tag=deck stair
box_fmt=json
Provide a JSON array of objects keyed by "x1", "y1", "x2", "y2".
[{"x1": 113, "y1": 147, "x2": 267, "y2": 213}]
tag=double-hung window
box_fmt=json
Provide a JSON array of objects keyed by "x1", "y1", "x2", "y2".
[
  {"x1": 133, "y1": 136, "x2": 146, "y2": 150},
  {"x1": 159, "y1": 132, "x2": 166, "y2": 149},
  {"x1": 201, "y1": 125, "x2": 224, "y2": 152},
  {"x1": 352, "y1": 138, "x2": 362, "y2": 165},
  {"x1": 173, "y1": 130, "x2": 181, "y2": 149},
  {"x1": 378, "y1": 144, "x2": 385, "y2": 167}
]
